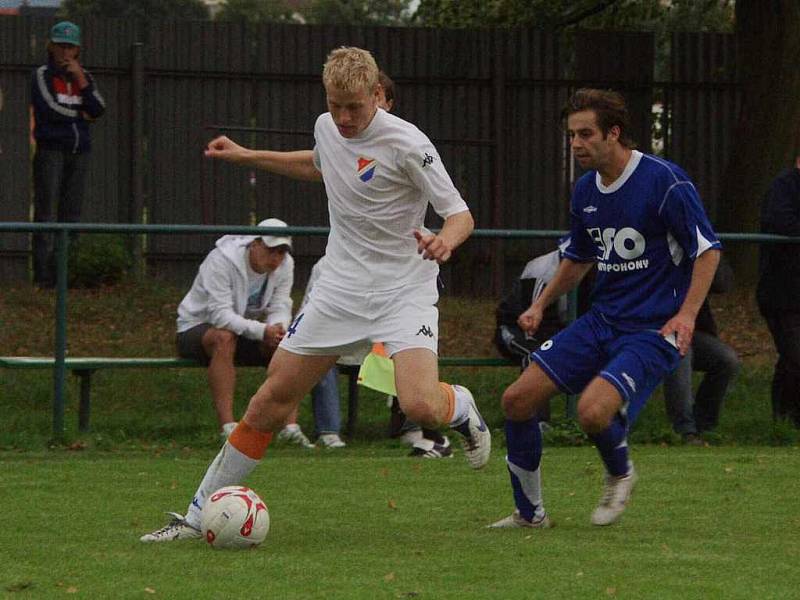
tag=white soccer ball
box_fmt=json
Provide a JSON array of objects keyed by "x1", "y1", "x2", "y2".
[{"x1": 201, "y1": 486, "x2": 270, "y2": 549}]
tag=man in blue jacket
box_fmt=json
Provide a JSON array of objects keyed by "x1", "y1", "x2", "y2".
[{"x1": 30, "y1": 21, "x2": 106, "y2": 287}]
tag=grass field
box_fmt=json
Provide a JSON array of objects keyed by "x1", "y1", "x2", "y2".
[
  {"x1": 2, "y1": 446, "x2": 799, "y2": 599},
  {"x1": 1, "y1": 281, "x2": 799, "y2": 598}
]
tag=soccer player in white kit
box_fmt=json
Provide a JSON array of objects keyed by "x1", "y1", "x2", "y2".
[{"x1": 140, "y1": 47, "x2": 491, "y2": 542}]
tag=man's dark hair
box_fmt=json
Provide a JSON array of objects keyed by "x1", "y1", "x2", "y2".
[
  {"x1": 561, "y1": 88, "x2": 636, "y2": 149},
  {"x1": 378, "y1": 71, "x2": 395, "y2": 105}
]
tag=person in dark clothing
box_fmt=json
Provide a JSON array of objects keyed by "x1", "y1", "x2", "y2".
[
  {"x1": 662, "y1": 257, "x2": 740, "y2": 443},
  {"x1": 30, "y1": 21, "x2": 106, "y2": 287},
  {"x1": 757, "y1": 156, "x2": 800, "y2": 427},
  {"x1": 494, "y1": 241, "x2": 572, "y2": 422}
]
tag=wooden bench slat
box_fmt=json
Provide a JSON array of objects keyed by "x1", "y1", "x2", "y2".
[
  {"x1": 0, "y1": 357, "x2": 200, "y2": 369},
  {"x1": 1, "y1": 355, "x2": 519, "y2": 434}
]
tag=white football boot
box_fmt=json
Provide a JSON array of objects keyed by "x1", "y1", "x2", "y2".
[
  {"x1": 591, "y1": 466, "x2": 638, "y2": 526},
  {"x1": 139, "y1": 512, "x2": 202, "y2": 543}
]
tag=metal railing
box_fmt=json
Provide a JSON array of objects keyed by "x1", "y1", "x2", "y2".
[{"x1": 2, "y1": 221, "x2": 799, "y2": 440}]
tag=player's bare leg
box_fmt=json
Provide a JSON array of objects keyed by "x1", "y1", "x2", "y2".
[
  {"x1": 393, "y1": 348, "x2": 490, "y2": 469},
  {"x1": 578, "y1": 377, "x2": 637, "y2": 526}
]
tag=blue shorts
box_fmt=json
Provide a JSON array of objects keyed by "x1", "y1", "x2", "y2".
[{"x1": 531, "y1": 308, "x2": 681, "y2": 424}]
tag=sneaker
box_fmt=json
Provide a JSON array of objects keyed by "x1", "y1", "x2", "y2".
[
  {"x1": 450, "y1": 386, "x2": 491, "y2": 469},
  {"x1": 682, "y1": 433, "x2": 704, "y2": 446},
  {"x1": 318, "y1": 433, "x2": 346, "y2": 449},
  {"x1": 409, "y1": 435, "x2": 453, "y2": 458},
  {"x1": 590, "y1": 466, "x2": 638, "y2": 526},
  {"x1": 398, "y1": 428, "x2": 423, "y2": 446},
  {"x1": 139, "y1": 512, "x2": 202, "y2": 543},
  {"x1": 278, "y1": 425, "x2": 315, "y2": 449},
  {"x1": 487, "y1": 510, "x2": 552, "y2": 529}
]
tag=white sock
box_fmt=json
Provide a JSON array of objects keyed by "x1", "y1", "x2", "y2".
[
  {"x1": 506, "y1": 457, "x2": 546, "y2": 520},
  {"x1": 221, "y1": 422, "x2": 237, "y2": 438},
  {"x1": 449, "y1": 385, "x2": 472, "y2": 427},
  {"x1": 185, "y1": 441, "x2": 259, "y2": 529}
]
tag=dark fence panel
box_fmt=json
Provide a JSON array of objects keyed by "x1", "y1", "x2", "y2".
[
  {"x1": 666, "y1": 32, "x2": 739, "y2": 223},
  {"x1": 0, "y1": 18, "x2": 740, "y2": 295},
  {"x1": 145, "y1": 21, "x2": 254, "y2": 282}
]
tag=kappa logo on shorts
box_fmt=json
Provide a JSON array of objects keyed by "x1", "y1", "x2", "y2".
[
  {"x1": 287, "y1": 312, "x2": 304, "y2": 338},
  {"x1": 416, "y1": 325, "x2": 434, "y2": 338},
  {"x1": 421, "y1": 152, "x2": 435, "y2": 168},
  {"x1": 357, "y1": 156, "x2": 377, "y2": 182}
]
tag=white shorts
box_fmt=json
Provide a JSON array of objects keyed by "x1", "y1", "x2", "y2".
[{"x1": 280, "y1": 278, "x2": 439, "y2": 363}]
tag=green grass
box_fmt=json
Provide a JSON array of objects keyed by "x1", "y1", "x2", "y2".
[
  {"x1": 1, "y1": 282, "x2": 798, "y2": 597},
  {"x1": 1, "y1": 362, "x2": 797, "y2": 450},
  {"x1": 2, "y1": 446, "x2": 799, "y2": 599}
]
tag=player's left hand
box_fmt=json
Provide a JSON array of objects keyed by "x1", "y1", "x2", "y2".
[
  {"x1": 659, "y1": 312, "x2": 695, "y2": 356},
  {"x1": 413, "y1": 230, "x2": 452, "y2": 264}
]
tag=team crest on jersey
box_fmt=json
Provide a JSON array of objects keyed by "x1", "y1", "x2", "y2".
[{"x1": 357, "y1": 157, "x2": 377, "y2": 182}]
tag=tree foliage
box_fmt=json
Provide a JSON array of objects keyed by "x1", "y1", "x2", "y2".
[
  {"x1": 414, "y1": 0, "x2": 733, "y2": 32},
  {"x1": 62, "y1": 0, "x2": 209, "y2": 20},
  {"x1": 215, "y1": 0, "x2": 297, "y2": 24},
  {"x1": 302, "y1": 0, "x2": 416, "y2": 26}
]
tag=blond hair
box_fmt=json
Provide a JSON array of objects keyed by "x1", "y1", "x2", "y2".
[{"x1": 322, "y1": 47, "x2": 379, "y2": 94}]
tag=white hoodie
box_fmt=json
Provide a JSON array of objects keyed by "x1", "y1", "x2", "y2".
[{"x1": 176, "y1": 234, "x2": 294, "y2": 341}]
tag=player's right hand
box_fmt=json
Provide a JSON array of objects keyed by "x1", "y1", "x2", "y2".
[
  {"x1": 204, "y1": 135, "x2": 244, "y2": 162},
  {"x1": 518, "y1": 304, "x2": 543, "y2": 335}
]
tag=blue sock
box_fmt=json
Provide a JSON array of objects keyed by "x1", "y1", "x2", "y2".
[
  {"x1": 505, "y1": 418, "x2": 545, "y2": 522},
  {"x1": 589, "y1": 415, "x2": 629, "y2": 477}
]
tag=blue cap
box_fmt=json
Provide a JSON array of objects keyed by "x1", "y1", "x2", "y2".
[{"x1": 50, "y1": 21, "x2": 81, "y2": 47}]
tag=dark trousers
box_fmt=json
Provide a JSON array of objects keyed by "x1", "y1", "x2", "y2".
[
  {"x1": 32, "y1": 148, "x2": 89, "y2": 287},
  {"x1": 764, "y1": 313, "x2": 800, "y2": 427},
  {"x1": 662, "y1": 331, "x2": 740, "y2": 434}
]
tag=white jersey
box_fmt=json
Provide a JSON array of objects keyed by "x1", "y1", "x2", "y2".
[{"x1": 312, "y1": 108, "x2": 469, "y2": 292}]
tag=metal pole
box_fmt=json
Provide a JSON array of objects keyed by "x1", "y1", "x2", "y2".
[
  {"x1": 491, "y1": 34, "x2": 506, "y2": 297},
  {"x1": 131, "y1": 42, "x2": 145, "y2": 278},
  {"x1": 565, "y1": 288, "x2": 578, "y2": 419},
  {"x1": 52, "y1": 229, "x2": 69, "y2": 441}
]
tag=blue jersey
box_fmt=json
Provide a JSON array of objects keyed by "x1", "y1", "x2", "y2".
[{"x1": 564, "y1": 151, "x2": 721, "y2": 330}]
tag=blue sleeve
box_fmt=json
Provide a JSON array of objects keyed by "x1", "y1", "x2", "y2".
[
  {"x1": 79, "y1": 71, "x2": 106, "y2": 119},
  {"x1": 659, "y1": 181, "x2": 721, "y2": 259}
]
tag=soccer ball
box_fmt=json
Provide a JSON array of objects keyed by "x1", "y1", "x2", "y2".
[{"x1": 201, "y1": 486, "x2": 270, "y2": 549}]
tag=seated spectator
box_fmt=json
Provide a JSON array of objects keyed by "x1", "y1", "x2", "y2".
[
  {"x1": 494, "y1": 239, "x2": 573, "y2": 422},
  {"x1": 662, "y1": 257, "x2": 740, "y2": 443},
  {"x1": 176, "y1": 218, "x2": 312, "y2": 445},
  {"x1": 757, "y1": 154, "x2": 800, "y2": 427}
]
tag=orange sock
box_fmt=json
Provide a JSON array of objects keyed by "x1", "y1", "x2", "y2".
[
  {"x1": 440, "y1": 382, "x2": 455, "y2": 424},
  {"x1": 229, "y1": 420, "x2": 273, "y2": 460}
]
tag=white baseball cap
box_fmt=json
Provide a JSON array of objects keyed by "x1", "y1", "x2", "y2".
[{"x1": 257, "y1": 218, "x2": 292, "y2": 249}]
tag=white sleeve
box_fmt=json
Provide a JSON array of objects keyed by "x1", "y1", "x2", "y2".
[
  {"x1": 402, "y1": 142, "x2": 469, "y2": 219},
  {"x1": 265, "y1": 255, "x2": 294, "y2": 328},
  {"x1": 312, "y1": 145, "x2": 321, "y2": 171},
  {"x1": 201, "y1": 253, "x2": 266, "y2": 341}
]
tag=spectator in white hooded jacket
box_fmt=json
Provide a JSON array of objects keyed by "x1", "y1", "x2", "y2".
[{"x1": 176, "y1": 218, "x2": 310, "y2": 444}]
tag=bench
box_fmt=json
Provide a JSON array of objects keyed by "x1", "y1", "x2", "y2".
[{"x1": 0, "y1": 356, "x2": 517, "y2": 434}]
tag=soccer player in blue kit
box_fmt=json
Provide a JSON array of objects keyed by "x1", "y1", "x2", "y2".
[{"x1": 490, "y1": 89, "x2": 722, "y2": 529}]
